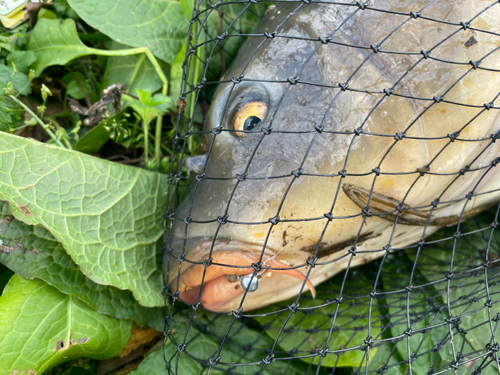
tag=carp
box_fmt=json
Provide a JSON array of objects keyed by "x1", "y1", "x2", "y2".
[{"x1": 166, "y1": 0, "x2": 500, "y2": 312}]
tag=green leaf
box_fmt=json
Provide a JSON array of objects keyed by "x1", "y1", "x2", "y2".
[
  {"x1": 27, "y1": 18, "x2": 94, "y2": 77},
  {"x1": 104, "y1": 42, "x2": 169, "y2": 96},
  {"x1": 254, "y1": 272, "x2": 381, "y2": 367},
  {"x1": 67, "y1": 0, "x2": 189, "y2": 65},
  {"x1": 74, "y1": 122, "x2": 110, "y2": 154},
  {"x1": 6, "y1": 50, "x2": 37, "y2": 74},
  {"x1": 124, "y1": 90, "x2": 173, "y2": 125},
  {"x1": 0, "y1": 132, "x2": 167, "y2": 307},
  {"x1": 0, "y1": 275, "x2": 132, "y2": 374},
  {"x1": 0, "y1": 201, "x2": 165, "y2": 329},
  {"x1": 132, "y1": 315, "x2": 307, "y2": 375},
  {"x1": 0, "y1": 64, "x2": 31, "y2": 95}
]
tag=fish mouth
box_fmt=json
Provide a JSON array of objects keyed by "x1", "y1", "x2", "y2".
[{"x1": 171, "y1": 240, "x2": 316, "y2": 312}]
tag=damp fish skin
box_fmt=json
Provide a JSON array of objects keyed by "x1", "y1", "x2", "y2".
[{"x1": 167, "y1": 0, "x2": 500, "y2": 312}]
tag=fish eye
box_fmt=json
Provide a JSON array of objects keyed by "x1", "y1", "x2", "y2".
[{"x1": 232, "y1": 101, "x2": 267, "y2": 137}]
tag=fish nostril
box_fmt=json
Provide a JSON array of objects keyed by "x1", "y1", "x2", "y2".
[{"x1": 185, "y1": 154, "x2": 207, "y2": 174}]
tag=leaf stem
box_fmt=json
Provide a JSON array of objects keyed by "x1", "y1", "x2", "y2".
[{"x1": 8, "y1": 95, "x2": 66, "y2": 149}]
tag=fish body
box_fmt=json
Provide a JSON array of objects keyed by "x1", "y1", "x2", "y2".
[{"x1": 166, "y1": 0, "x2": 500, "y2": 312}]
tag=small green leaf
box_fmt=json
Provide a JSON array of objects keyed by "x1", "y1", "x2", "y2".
[
  {"x1": 75, "y1": 122, "x2": 110, "y2": 154},
  {"x1": 5, "y1": 81, "x2": 15, "y2": 96},
  {"x1": 7, "y1": 50, "x2": 37, "y2": 74},
  {"x1": 28, "y1": 18, "x2": 94, "y2": 77},
  {"x1": 0, "y1": 132, "x2": 167, "y2": 307},
  {"x1": 0, "y1": 200, "x2": 165, "y2": 330},
  {"x1": 0, "y1": 64, "x2": 30, "y2": 96},
  {"x1": 124, "y1": 90, "x2": 173, "y2": 126},
  {"x1": 28, "y1": 69, "x2": 35, "y2": 83},
  {"x1": 67, "y1": 0, "x2": 189, "y2": 64},
  {"x1": 0, "y1": 275, "x2": 132, "y2": 374},
  {"x1": 104, "y1": 42, "x2": 169, "y2": 96}
]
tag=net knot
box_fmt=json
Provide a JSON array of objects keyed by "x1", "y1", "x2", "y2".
[
  {"x1": 292, "y1": 168, "x2": 303, "y2": 178},
  {"x1": 177, "y1": 253, "x2": 186, "y2": 262},
  {"x1": 484, "y1": 102, "x2": 494, "y2": 110},
  {"x1": 217, "y1": 215, "x2": 228, "y2": 224},
  {"x1": 184, "y1": 216, "x2": 193, "y2": 225},
  {"x1": 302, "y1": 0, "x2": 311, "y2": 4},
  {"x1": 376, "y1": 364, "x2": 389, "y2": 374},
  {"x1": 493, "y1": 313, "x2": 500, "y2": 322},
  {"x1": 178, "y1": 344, "x2": 186, "y2": 353},
  {"x1": 349, "y1": 246, "x2": 357, "y2": 256},
  {"x1": 324, "y1": 213, "x2": 333, "y2": 221},
  {"x1": 319, "y1": 346, "x2": 329, "y2": 357},
  {"x1": 409, "y1": 11, "x2": 421, "y2": 18},
  {"x1": 261, "y1": 126, "x2": 272, "y2": 135},
  {"x1": 431, "y1": 199, "x2": 439, "y2": 208},
  {"x1": 264, "y1": 31, "x2": 276, "y2": 39},
  {"x1": 202, "y1": 258, "x2": 213, "y2": 267},
  {"x1": 384, "y1": 88, "x2": 394, "y2": 96},
  {"x1": 335, "y1": 295, "x2": 343, "y2": 304},
  {"x1": 370, "y1": 44, "x2": 381, "y2": 53},
  {"x1": 356, "y1": 1, "x2": 368, "y2": 9},
  {"x1": 493, "y1": 157, "x2": 500, "y2": 167},
  {"x1": 192, "y1": 302, "x2": 201, "y2": 310},
  {"x1": 252, "y1": 262, "x2": 263, "y2": 272},
  {"x1": 338, "y1": 169, "x2": 347, "y2": 177},
  {"x1": 364, "y1": 336, "x2": 373, "y2": 348},
  {"x1": 319, "y1": 36, "x2": 331, "y2": 44},
  {"x1": 231, "y1": 308, "x2": 243, "y2": 318},
  {"x1": 421, "y1": 50, "x2": 431, "y2": 59},
  {"x1": 459, "y1": 166, "x2": 470, "y2": 175},
  {"x1": 369, "y1": 290, "x2": 377, "y2": 298},
  {"x1": 339, "y1": 82, "x2": 349, "y2": 91},
  {"x1": 453, "y1": 231, "x2": 461, "y2": 239},
  {"x1": 212, "y1": 126, "x2": 223, "y2": 135},
  {"x1": 175, "y1": 172, "x2": 183, "y2": 181},
  {"x1": 446, "y1": 272, "x2": 454, "y2": 280},
  {"x1": 217, "y1": 32, "x2": 228, "y2": 40},
  {"x1": 460, "y1": 21, "x2": 470, "y2": 29},
  {"x1": 231, "y1": 75, "x2": 244, "y2": 84},
  {"x1": 487, "y1": 343, "x2": 500, "y2": 354},
  {"x1": 448, "y1": 131, "x2": 460, "y2": 141},
  {"x1": 307, "y1": 256, "x2": 317, "y2": 267},
  {"x1": 433, "y1": 95, "x2": 444, "y2": 103},
  {"x1": 172, "y1": 291, "x2": 180, "y2": 299},
  {"x1": 236, "y1": 173, "x2": 248, "y2": 181},
  {"x1": 469, "y1": 60, "x2": 481, "y2": 69},
  {"x1": 362, "y1": 207, "x2": 371, "y2": 217},
  {"x1": 354, "y1": 127, "x2": 363, "y2": 135},
  {"x1": 383, "y1": 244, "x2": 392, "y2": 252},
  {"x1": 394, "y1": 132, "x2": 405, "y2": 140},
  {"x1": 491, "y1": 131, "x2": 500, "y2": 142},
  {"x1": 405, "y1": 285, "x2": 413, "y2": 292},
  {"x1": 466, "y1": 191, "x2": 474, "y2": 200},
  {"x1": 288, "y1": 77, "x2": 299, "y2": 85},
  {"x1": 262, "y1": 354, "x2": 275, "y2": 365},
  {"x1": 432, "y1": 340, "x2": 446, "y2": 352},
  {"x1": 315, "y1": 125, "x2": 324, "y2": 133},
  {"x1": 209, "y1": 356, "x2": 221, "y2": 366},
  {"x1": 210, "y1": 1, "x2": 221, "y2": 9},
  {"x1": 491, "y1": 221, "x2": 499, "y2": 229},
  {"x1": 196, "y1": 173, "x2": 206, "y2": 181},
  {"x1": 249, "y1": 0, "x2": 258, "y2": 3},
  {"x1": 484, "y1": 299, "x2": 493, "y2": 308},
  {"x1": 269, "y1": 215, "x2": 280, "y2": 225},
  {"x1": 372, "y1": 167, "x2": 381, "y2": 176},
  {"x1": 287, "y1": 302, "x2": 299, "y2": 313}
]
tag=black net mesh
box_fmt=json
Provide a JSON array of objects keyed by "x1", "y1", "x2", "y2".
[{"x1": 163, "y1": 0, "x2": 500, "y2": 373}]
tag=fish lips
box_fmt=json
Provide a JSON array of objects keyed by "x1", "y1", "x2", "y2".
[{"x1": 167, "y1": 239, "x2": 315, "y2": 312}]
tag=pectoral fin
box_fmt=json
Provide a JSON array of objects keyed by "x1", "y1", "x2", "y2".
[{"x1": 342, "y1": 184, "x2": 485, "y2": 226}]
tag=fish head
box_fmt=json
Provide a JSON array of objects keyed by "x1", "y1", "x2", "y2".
[{"x1": 166, "y1": 1, "x2": 500, "y2": 312}]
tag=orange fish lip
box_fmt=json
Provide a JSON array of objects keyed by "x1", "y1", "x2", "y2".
[{"x1": 171, "y1": 240, "x2": 316, "y2": 311}]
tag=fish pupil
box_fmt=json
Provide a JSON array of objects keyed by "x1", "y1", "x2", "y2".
[{"x1": 243, "y1": 116, "x2": 261, "y2": 131}]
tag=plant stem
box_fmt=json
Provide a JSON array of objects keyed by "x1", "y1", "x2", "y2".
[
  {"x1": 9, "y1": 95, "x2": 66, "y2": 149},
  {"x1": 88, "y1": 47, "x2": 169, "y2": 168}
]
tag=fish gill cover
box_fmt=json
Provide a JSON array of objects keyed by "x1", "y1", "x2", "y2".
[{"x1": 163, "y1": 0, "x2": 500, "y2": 374}]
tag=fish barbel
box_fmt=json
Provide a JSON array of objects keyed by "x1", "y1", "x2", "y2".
[{"x1": 166, "y1": 0, "x2": 500, "y2": 312}]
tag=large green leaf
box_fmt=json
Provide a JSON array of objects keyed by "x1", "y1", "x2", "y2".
[
  {"x1": 28, "y1": 18, "x2": 94, "y2": 77},
  {"x1": 0, "y1": 201, "x2": 164, "y2": 329},
  {"x1": 104, "y1": 42, "x2": 169, "y2": 96},
  {"x1": 0, "y1": 132, "x2": 167, "y2": 307},
  {"x1": 132, "y1": 315, "x2": 307, "y2": 375},
  {"x1": 67, "y1": 0, "x2": 189, "y2": 65},
  {"x1": 0, "y1": 275, "x2": 132, "y2": 374},
  {"x1": 254, "y1": 272, "x2": 381, "y2": 367}
]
